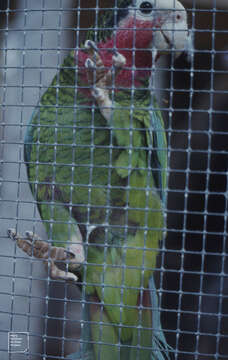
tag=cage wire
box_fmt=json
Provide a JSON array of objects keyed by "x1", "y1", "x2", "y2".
[{"x1": 0, "y1": 0, "x2": 228, "y2": 359}]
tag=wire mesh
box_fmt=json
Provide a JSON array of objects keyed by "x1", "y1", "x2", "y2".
[{"x1": 0, "y1": 0, "x2": 228, "y2": 359}]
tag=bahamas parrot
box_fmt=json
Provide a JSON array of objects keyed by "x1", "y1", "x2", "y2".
[{"x1": 8, "y1": 0, "x2": 189, "y2": 359}]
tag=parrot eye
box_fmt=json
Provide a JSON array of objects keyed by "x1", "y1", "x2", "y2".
[{"x1": 139, "y1": 1, "x2": 154, "y2": 14}]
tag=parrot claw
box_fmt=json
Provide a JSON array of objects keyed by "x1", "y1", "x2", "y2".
[
  {"x1": 85, "y1": 58, "x2": 95, "y2": 69},
  {"x1": 8, "y1": 228, "x2": 16, "y2": 239},
  {"x1": 112, "y1": 51, "x2": 126, "y2": 68},
  {"x1": 84, "y1": 40, "x2": 99, "y2": 53},
  {"x1": 25, "y1": 230, "x2": 41, "y2": 241},
  {"x1": 7, "y1": 228, "x2": 81, "y2": 282}
]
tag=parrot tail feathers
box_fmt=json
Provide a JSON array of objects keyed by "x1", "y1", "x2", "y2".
[
  {"x1": 149, "y1": 277, "x2": 173, "y2": 360},
  {"x1": 66, "y1": 281, "x2": 173, "y2": 360}
]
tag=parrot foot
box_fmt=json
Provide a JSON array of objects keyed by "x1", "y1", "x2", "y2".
[
  {"x1": 7, "y1": 228, "x2": 81, "y2": 281},
  {"x1": 84, "y1": 40, "x2": 126, "y2": 122}
]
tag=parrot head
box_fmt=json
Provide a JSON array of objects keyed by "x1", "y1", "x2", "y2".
[
  {"x1": 78, "y1": 0, "x2": 190, "y2": 88},
  {"x1": 113, "y1": 0, "x2": 189, "y2": 61}
]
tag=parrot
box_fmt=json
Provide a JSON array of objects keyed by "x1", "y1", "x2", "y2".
[{"x1": 8, "y1": 0, "x2": 190, "y2": 359}]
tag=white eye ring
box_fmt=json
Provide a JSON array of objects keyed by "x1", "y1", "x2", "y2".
[{"x1": 139, "y1": 1, "x2": 154, "y2": 14}]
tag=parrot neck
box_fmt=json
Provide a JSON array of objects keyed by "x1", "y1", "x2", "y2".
[
  {"x1": 77, "y1": 23, "x2": 156, "y2": 91},
  {"x1": 98, "y1": 15, "x2": 160, "y2": 87},
  {"x1": 98, "y1": 35, "x2": 153, "y2": 87},
  {"x1": 101, "y1": 37, "x2": 153, "y2": 70}
]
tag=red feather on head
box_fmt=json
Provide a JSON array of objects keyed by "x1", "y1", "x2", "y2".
[{"x1": 76, "y1": 12, "x2": 160, "y2": 91}]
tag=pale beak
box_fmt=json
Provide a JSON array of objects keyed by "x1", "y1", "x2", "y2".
[{"x1": 152, "y1": 1, "x2": 189, "y2": 60}]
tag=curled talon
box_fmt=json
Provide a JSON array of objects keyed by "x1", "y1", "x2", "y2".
[
  {"x1": 85, "y1": 58, "x2": 96, "y2": 69},
  {"x1": 84, "y1": 40, "x2": 99, "y2": 53},
  {"x1": 8, "y1": 228, "x2": 34, "y2": 256},
  {"x1": 112, "y1": 52, "x2": 126, "y2": 68},
  {"x1": 25, "y1": 230, "x2": 40, "y2": 241},
  {"x1": 8, "y1": 228, "x2": 16, "y2": 239}
]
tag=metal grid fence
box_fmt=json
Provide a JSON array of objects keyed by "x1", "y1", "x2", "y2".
[{"x1": 0, "y1": 0, "x2": 228, "y2": 359}]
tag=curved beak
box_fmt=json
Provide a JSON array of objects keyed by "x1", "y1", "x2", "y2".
[{"x1": 152, "y1": 1, "x2": 190, "y2": 60}]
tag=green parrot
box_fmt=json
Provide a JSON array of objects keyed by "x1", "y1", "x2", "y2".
[{"x1": 8, "y1": 0, "x2": 189, "y2": 359}]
